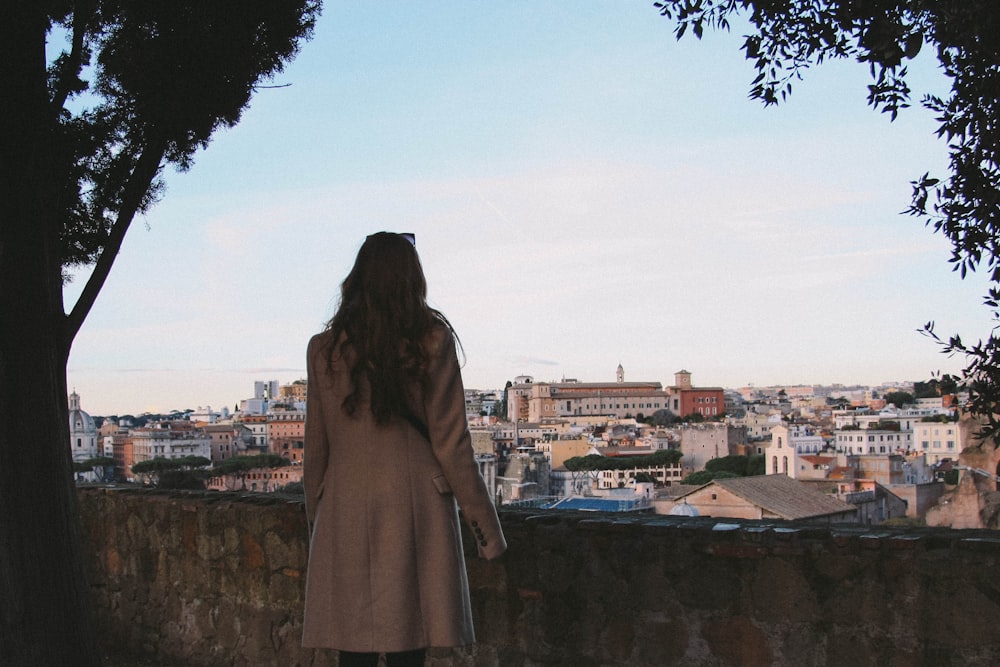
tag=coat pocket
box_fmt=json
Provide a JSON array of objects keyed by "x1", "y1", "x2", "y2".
[{"x1": 431, "y1": 473, "x2": 453, "y2": 495}]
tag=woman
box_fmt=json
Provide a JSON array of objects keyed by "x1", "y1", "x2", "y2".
[{"x1": 302, "y1": 232, "x2": 506, "y2": 667}]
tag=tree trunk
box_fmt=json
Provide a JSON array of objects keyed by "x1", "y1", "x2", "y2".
[{"x1": 0, "y1": 5, "x2": 101, "y2": 664}]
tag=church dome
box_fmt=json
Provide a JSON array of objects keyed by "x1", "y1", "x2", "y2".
[
  {"x1": 668, "y1": 500, "x2": 699, "y2": 517},
  {"x1": 69, "y1": 391, "x2": 96, "y2": 434},
  {"x1": 68, "y1": 391, "x2": 98, "y2": 461}
]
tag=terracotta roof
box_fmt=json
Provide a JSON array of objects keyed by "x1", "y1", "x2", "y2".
[
  {"x1": 601, "y1": 447, "x2": 656, "y2": 457},
  {"x1": 800, "y1": 455, "x2": 836, "y2": 465},
  {"x1": 683, "y1": 474, "x2": 855, "y2": 520}
]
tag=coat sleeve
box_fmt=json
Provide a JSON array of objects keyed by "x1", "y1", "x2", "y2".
[
  {"x1": 303, "y1": 335, "x2": 329, "y2": 525},
  {"x1": 424, "y1": 327, "x2": 507, "y2": 560}
]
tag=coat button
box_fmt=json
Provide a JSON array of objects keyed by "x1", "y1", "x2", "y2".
[
  {"x1": 471, "y1": 520, "x2": 479, "y2": 527},
  {"x1": 480, "y1": 539, "x2": 488, "y2": 546}
]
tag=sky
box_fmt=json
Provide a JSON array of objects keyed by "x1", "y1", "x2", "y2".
[{"x1": 64, "y1": 2, "x2": 994, "y2": 416}]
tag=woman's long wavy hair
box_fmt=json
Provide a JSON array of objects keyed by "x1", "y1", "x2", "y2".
[{"x1": 325, "y1": 232, "x2": 457, "y2": 424}]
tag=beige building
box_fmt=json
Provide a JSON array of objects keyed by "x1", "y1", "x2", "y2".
[
  {"x1": 279, "y1": 379, "x2": 307, "y2": 403},
  {"x1": 128, "y1": 422, "x2": 212, "y2": 479},
  {"x1": 677, "y1": 423, "x2": 747, "y2": 473},
  {"x1": 267, "y1": 409, "x2": 305, "y2": 463},
  {"x1": 913, "y1": 420, "x2": 962, "y2": 463},
  {"x1": 545, "y1": 438, "x2": 593, "y2": 469},
  {"x1": 768, "y1": 424, "x2": 826, "y2": 478},
  {"x1": 202, "y1": 423, "x2": 252, "y2": 464},
  {"x1": 656, "y1": 474, "x2": 857, "y2": 523},
  {"x1": 507, "y1": 378, "x2": 670, "y2": 423}
]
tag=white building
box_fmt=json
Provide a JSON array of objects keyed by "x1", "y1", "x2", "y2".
[
  {"x1": 188, "y1": 405, "x2": 229, "y2": 424},
  {"x1": 834, "y1": 426, "x2": 913, "y2": 455},
  {"x1": 913, "y1": 421, "x2": 962, "y2": 463},
  {"x1": 129, "y1": 423, "x2": 212, "y2": 477},
  {"x1": 68, "y1": 391, "x2": 99, "y2": 463},
  {"x1": 254, "y1": 380, "x2": 280, "y2": 400}
]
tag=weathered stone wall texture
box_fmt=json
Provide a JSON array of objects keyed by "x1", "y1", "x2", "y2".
[{"x1": 79, "y1": 488, "x2": 1000, "y2": 666}]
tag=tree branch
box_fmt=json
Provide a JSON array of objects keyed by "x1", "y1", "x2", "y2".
[
  {"x1": 49, "y1": 2, "x2": 94, "y2": 115},
  {"x1": 64, "y1": 141, "x2": 166, "y2": 344}
]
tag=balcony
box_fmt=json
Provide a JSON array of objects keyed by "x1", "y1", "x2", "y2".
[{"x1": 80, "y1": 488, "x2": 1000, "y2": 666}]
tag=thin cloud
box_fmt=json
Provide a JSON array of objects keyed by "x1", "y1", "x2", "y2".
[{"x1": 509, "y1": 356, "x2": 560, "y2": 367}]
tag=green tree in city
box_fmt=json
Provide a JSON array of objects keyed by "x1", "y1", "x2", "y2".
[
  {"x1": 650, "y1": 408, "x2": 678, "y2": 426},
  {"x1": 913, "y1": 374, "x2": 960, "y2": 399},
  {"x1": 73, "y1": 455, "x2": 116, "y2": 482},
  {"x1": 705, "y1": 454, "x2": 751, "y2": 476},
  {"x1": 747, "y1": 453, "x2": 766, "y2": 476},
  {"x1": 884, "y1": 391, "x2": 915, "y2": 409},
  {"x1": 0, "y1": 3, "x2": 319, "y2": 663},
  {"x1": 653, "y1": 1, "x2": 1000, "y2": 439},
  {"x1": 131, "y1": 455, "x2": 211, "y2": 487},
  {"x1": 682, "y1": 469, "x2": 744, "y2": 485}
]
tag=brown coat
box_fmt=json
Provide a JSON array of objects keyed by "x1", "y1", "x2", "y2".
[{"x1": 301, "y1": 325, "x2": 506, "y2": 652}]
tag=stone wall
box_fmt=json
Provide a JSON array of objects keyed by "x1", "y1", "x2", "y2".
[{"x1": 79, "y1": 488, "x2": 1000, "y2": 666}]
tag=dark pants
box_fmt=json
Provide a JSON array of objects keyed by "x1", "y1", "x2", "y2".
[{"x1": 338, "y1": 649, "x2": 426, "y2": 667}]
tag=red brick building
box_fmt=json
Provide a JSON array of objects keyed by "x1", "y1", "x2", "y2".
[{"x1": 667, "y1": 370, "x2": 725, "y2": 418}]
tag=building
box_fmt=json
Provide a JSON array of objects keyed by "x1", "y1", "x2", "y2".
[
  {"x1": 768, "y1": 423, "x2": 826, "y2": 478},
  {"x1": 206, "y1": 464, "x2": 303, "y2": 493},
  {"x1": 267, "y1": 408, "x2": 305, "y2": 463},
  {"x1": 497, "y1": 452, "x2": 550, "y2": 504},
  {"x1": 731, "y1": 409, "x2": 783, "y2": 445},
  {"x1": 839, "y1": 483, "x2": 909, "y2": 524},
  {"x1": 202, "y1": 423, "x2": 252, "y2": 464},
  {"x1": 834, "y1": 425, "x2": 913, "y2": 455},
  {"x1": 913, "y1": 419, "x2": 963, "y2": 463},
  {"x1": 656, "y1": 474, "x2": 858, "y2": 523},
  {"x1": 847, "y1": 454, "x2": 908, "y2": 486},
  {"x1": 238, "y1": 414, "x2": 269, "y2": 451},
  {"x1": 128, "y1": 421, "x2": 212, "y2": 479},
  {"x1": 506, "y1": 376, "x2": 670, "y2": 423},
  {"x1": 103, "y1": 431, "x2": 129, "y2": 481},
  {"x1": 795, "y1": 454, "x2": 838, "y2": 481},
  {"x1": 279, "y1": 379, "x2": 307, "y2": 404},
  {"x1": 68, "y1": 390, "x2": 99, "y2": 465},
  {"x1": 238, "y1": 380, "x2": 282, "y2": 416},
  {"x1": 505, "y1": 368, "x2": 725, "y2": 423},
  {"x1": 188, "y1": 405, "x2": 226, "y2": 424},
  {"x1": 666, "y1": 370, "x2": 726, "y2": 418},
  {"x1": 677, "y1": 423, "x2": 746, "y2": 473}
]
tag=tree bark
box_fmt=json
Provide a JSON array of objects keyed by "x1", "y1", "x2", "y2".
[{"x1": 0, "y1": 4, "x2": 101, "y2": 664}]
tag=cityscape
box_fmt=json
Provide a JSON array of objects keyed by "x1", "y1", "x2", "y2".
[{"x1": 69, "y1": 364, "x2": 995, "y2": 530}]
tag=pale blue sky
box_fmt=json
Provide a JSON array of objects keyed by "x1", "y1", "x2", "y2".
[{"x1": 65, "y1": 2, "x2": 990, "y2": 415}]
